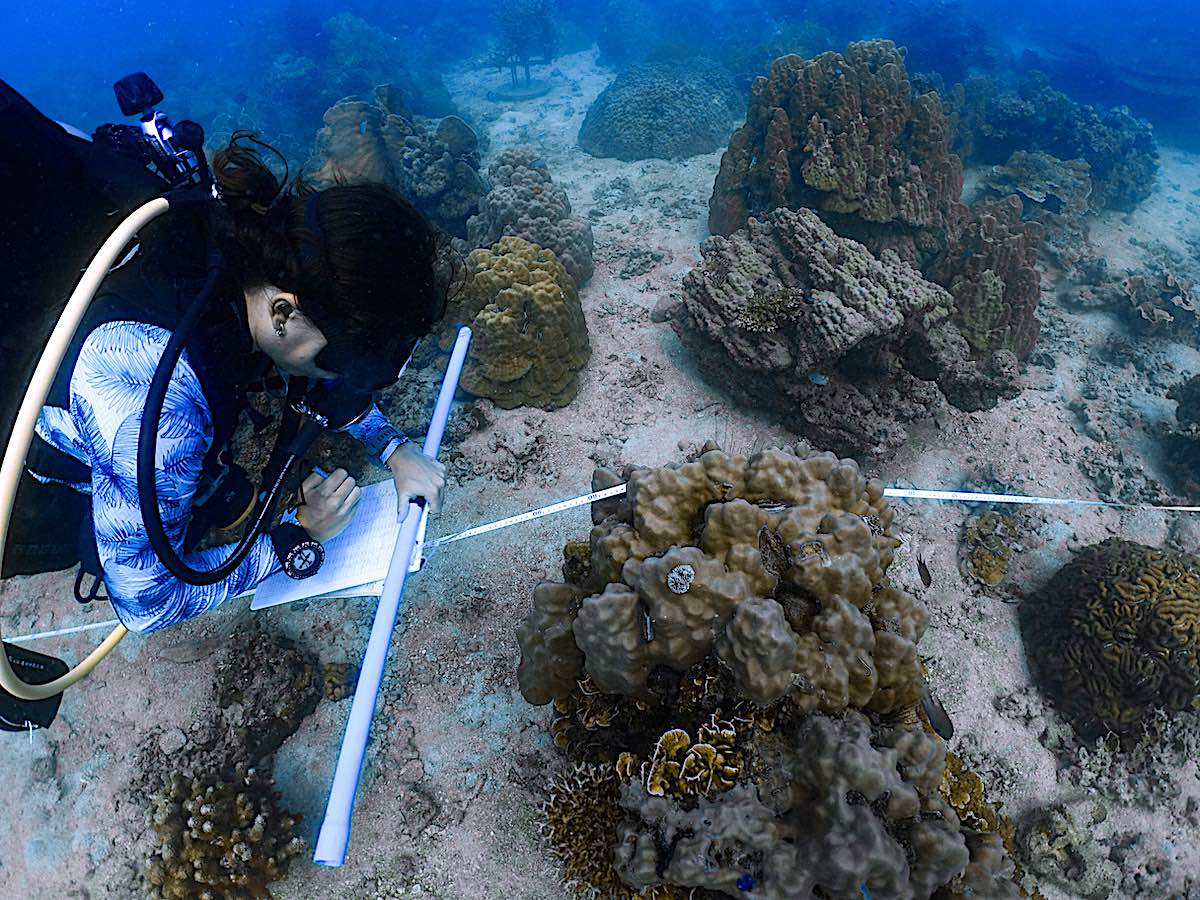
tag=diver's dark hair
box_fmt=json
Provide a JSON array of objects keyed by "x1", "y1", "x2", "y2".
[{"x1": 210, "y1": 131, "x2": 453, "y2": 392}]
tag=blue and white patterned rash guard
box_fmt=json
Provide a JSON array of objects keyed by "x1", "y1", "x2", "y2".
[{"x1": 31, "y1": 320, "x2": 406, "y2": 634}]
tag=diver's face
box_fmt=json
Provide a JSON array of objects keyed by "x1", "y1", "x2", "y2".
[{"x1": 244, "y1": 285, "x2": 339, "y2": 380}]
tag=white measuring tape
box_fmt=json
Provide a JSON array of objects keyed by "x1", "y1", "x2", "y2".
[{"x1": 11, "y1": 482, "x2": 1200, "y2": 642}]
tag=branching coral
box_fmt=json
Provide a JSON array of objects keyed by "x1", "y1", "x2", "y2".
[
  {"x1": 1020, "y1": 538, "x2": 1200, "y2": 742},
  {"x1": 464, "y1": 146, "x2": 595, "y2": 284},
  {"x1": 709, "y1": 41, "x2": 966, "y2": 269},
  {"x1": 579, "y1": 59, "x2": 743, "y2": 161},
  {"x1": 146, "y1": 764, "x2": 305, "y2": 900},
  {"x1": 489, "y1": 0, "x2": 557, "y2": 91},
  {"x1": 306, "y1": 84, "x2": 485, "y2": 237},
  {"x1": 446, "y1": 236, "x2": 590, "y2": 409}
]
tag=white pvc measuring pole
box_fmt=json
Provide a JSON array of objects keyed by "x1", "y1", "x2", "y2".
[{"x1": 313, "y1": 326, "x2": 471, "y2": 867}]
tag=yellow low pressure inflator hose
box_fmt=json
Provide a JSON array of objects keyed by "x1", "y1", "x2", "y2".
[{"x1": 0, "y1": 197, "x2": 171, "y2": 701}]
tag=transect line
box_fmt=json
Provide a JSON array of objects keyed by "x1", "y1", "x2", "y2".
[{"x1": 12, "y1": 481, "x2": 1199, "y2": 643}]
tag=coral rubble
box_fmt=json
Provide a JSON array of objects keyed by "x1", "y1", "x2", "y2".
[
  {"x1": 578, "y1": 59, "x2": 743, "y2": 161},
  {"x1": 447, "y1": 236, "x2": 590, "y2": 409},
  {"x1": 146, "y1": 764, "x2": 305, "y2": 900},
  {"x1": 709, "y1": 41, "x2": 966, "y2": 270},
  {"x1": 307, "y1": 84, "x2": 485, "y2": 237},
  {"x1": 1020, "y1": 538, "x2": 1200, "y2": 742},
  {"x1": 518, "y1": 444, "x2": 1022, "y2": 898},
  {"x1": 464, "y1": 146, "x2": 595, "y2": 285}
]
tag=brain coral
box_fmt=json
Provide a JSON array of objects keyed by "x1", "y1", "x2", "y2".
[
  {"x1": 306, "y1": 84, "x2": 485, "y2": 237},
  {"x1": 709, "y1": 41, "x2": 966, "y2": 268},
  {"x1": 1020, "y1": 538, "x2": 1200, "y2": 742},
  {"x1": 464, "y1": 146, "x2": 595, "y2": 284},
  {"x1": 578, "y1": 59, "x2": 743, "y2": 161},
  {"x1": 674, "y1": 205, "x2": 956, "y2": 457},
  {"x1": 448, "y1": 236, "x2": 590, "y2": 409},
  {"x1": 517, "y1": 444, "x2": 1021, "y2": 898},
  {"x1": 146, "y1": 764, "x2": 304, "y2": 899}
]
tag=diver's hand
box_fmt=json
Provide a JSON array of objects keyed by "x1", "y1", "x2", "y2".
[
  {"x1": 295, "y1": 468, "x2": 362, "y2": 542},
  {"x1": 387, "y1": 441, "x2": 446, "y2": 520}
]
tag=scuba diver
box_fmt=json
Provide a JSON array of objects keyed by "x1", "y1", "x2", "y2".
[{"x1": 0, "y1": 75, "x2": 447, "y2": 640}]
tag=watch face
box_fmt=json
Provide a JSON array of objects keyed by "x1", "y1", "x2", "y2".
[
  {"x1": 293, "y1": 546, "x2": 320, "y2": 572},
  {"x1": 287, "y1": 540, "x2": 324, "y2": 578}
]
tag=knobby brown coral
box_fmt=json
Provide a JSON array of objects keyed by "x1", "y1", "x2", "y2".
[
  {"x1": 447, "y1": 236, "x2": 591, "y2": 409},
  {"x1": 520, "y1": 445, "x2": 924, "y2": 714},
  {"x1": 979, "y1": 151, "x2": 1092, "y2": 268},
  {"x1": 464, "y1": 146, "x2": 595, "y2": 284},
  {"x1": 519, "y1": 445, "x2": 1023, "y2": 899},
  {"x1": 146, "y1": 764, "x2": 305, "y2": 900},
  {"x1": 1020, "y1": 538, "x2": 1200, "y2": 742},
  {"x1": 709, "y1": 41, "x2": 965, "y2": 269},
  {"x1": 936, "y1": 195, "x2": 1044, "y2": 360}
]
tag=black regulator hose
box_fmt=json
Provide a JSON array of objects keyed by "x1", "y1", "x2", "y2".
[{"x1": 137, "y1": 249, "x2": 323, "y2": 586}]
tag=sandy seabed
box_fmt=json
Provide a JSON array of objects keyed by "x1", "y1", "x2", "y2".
[{"x1": 1, "y1": 48, "x2": 1199, "y2": 899}]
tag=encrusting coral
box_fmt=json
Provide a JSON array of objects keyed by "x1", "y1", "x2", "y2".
[
  {"x1": 709, "y1": 41, "x2": 966, "y2": 269},
  {"x1": 578, "y1": 59, "x2": 743, "y2": 161},
  {"x1": 518, "y1": 444, "x2": 1024, "y2": 898},
  {"x1": 1019, "y1": 538, "x2": 1200, "y2": 743},
  {"x1": 446, "y1": 236, "x2": 591, "y2": 409},
  {"x1": 306, "y1": 84, "x2": 485, "y2": 238},
  {"x1": 464, "y1": 145, "x2": 595, "y2": 285},
  {"x1": 959, "y1": 510, "x2": 1022, "y2": 587},
  {"x1": 145, "y1": 764, "x2": 305, "y2": 900},
  {"x1": 213, "y1": 624, "x2": 322, "y2": 762}
]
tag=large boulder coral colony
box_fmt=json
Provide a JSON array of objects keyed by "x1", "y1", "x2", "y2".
[
  {"x1": 578, "y1": 59, "x2": 744, "y2": 162},
  {"x1": 687, "y1": 41, "x2": 1045, "y2": 455},
  {"x1": 518, "y1": 444, "x2": 1021, "y2": 899},
  {"x1": 674, "y1": 207, "x2": 1021, "y2": 458},
  {"x1": 463, "y1": 146, "x2": 595, "y2": 286},
  {"x1": 1019, "y1": 538, "x2": 1200, "y2": 744},
  {"x1": 447, "y1": 236, "x2": 591, "y2": 410}
]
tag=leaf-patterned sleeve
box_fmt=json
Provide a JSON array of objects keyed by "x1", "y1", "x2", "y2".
[
  {"x1": 72, "y1": 322, "x2": 281, "y2": 634},
  {"x1": 339, "y1": 402, "x2": 408, "y2": 467}
]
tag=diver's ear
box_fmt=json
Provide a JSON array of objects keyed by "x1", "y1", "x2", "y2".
[{"x1": 270, "y1": 291, "x2": 300, "y2": 321}]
